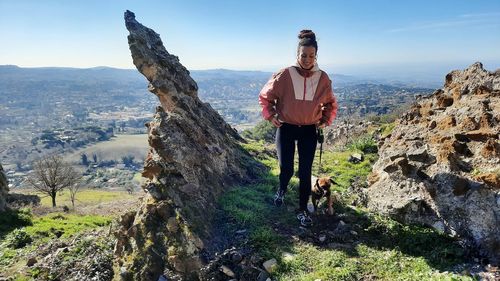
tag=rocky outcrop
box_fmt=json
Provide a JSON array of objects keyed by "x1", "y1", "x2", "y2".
[
  {"x1": 115, "y1": 11, "x2": 263, "y2": 280},
  {"x1": 0, "y1": 163, "x2": 40, "y2": 210},
  {"x1": 0, "y1": 163, "x2": 8, "y2": 212},
  {"x1": 324, "y1": 119, "x2": 373, "y2": 148},
  {"x1": 365, "y1": 63, "x2": 500, "y2": 264},
  {"x1": 6, "y1": 193, "x2": 41, "y2": 207}
]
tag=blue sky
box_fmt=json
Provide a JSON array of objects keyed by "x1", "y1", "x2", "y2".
[{"x1": 1, "y1": 0, "x2": 499, "y2": 79}]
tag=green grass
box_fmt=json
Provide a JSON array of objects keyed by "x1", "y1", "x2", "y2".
[
  {"x1": 312, "y1": 149, "x2": 376, "y2": 192},
  {"x1": 354, "y1": 245, "x2": 469, "y2": 281},
  {"x1": 1, "y1": 188, "x2": 132, "y2": 277},
  {"x1": 24, "y1": 213, "x2": 112, "y2": 240},
  {"x1": 0, "y1": 211, "x2": 112, "y2": 275},
  {"x1": 220, "y1": 138, "x2": 472, "y2": 280},
  {"x1": 380, "y1": 122, "x2": 396, "y2": 138},
  {"x1": 1, "y1": 133, "x2": 475, "y2": 280},
  {"x1": 346, "y1": 134, "x2": 378, "y2": 154},
  {"x1": 1, "y1": 212, "x2": 112, "y2": 249},
  {"x1": 133, "y1": 172, "x2": 146, "y2": 184},
  {"x1": 276, "y1": 244, "x2": 358, "y2": 281},
  {"x1": 242, "y1": 137, "x2": 378, "y2": 193}
]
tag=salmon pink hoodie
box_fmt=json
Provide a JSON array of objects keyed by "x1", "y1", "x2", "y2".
[{"x1": 259, "y1": 63, "x2": 338, "y2": 126}]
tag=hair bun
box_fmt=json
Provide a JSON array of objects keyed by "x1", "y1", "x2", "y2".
[{"x1": 298, "y1": 29, "x2": 316, "y2": 41}]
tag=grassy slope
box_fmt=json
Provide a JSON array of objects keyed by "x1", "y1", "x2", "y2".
[
  {"x1": 0, "y1": 135, "x2": 474, "y2": 280},
  {"x1": 0, "y1": 209, "x2": 112, "y2": 279},
  {"x1": 0, "y1": 188, "x2": 132, "y2": 279},
  {"x1": 220, "y1": 139, "x2": 471, "y2": 280},
  {"x1": 0, "y1": 134, "x2": 147, "y2": 279}
]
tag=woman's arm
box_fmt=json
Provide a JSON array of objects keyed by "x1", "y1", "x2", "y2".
[
  {"x1": 319, "y1": 77, "x2": 338, "y2": 126},
  {"x1": 258, "y1": 71, "x2": 284, "y2": 122}
]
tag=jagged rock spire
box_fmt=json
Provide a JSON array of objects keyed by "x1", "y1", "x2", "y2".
[
  {"x1": 124, "y1": 10, "x2": 198, "y2": 104},
  {"x1": 115, "y1": 11, "x2": 263, "y2": 280}
]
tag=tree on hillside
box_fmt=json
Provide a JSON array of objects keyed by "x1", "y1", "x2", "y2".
[
  {"x1": 68, "y1": 181, "x2": 83, "y2": 209},
  {"x1": 121, "y1": 155, "x2": 135, "y2": 167},
  {"x1": 27, "y1": 155, "x2": 81, "y2": 207},
  {"x1": 241, "y1": 120, "x2": 276, "y2": 143},
  {"x1": 81, "y1": 153, "x2": 89, "y2": 166}
]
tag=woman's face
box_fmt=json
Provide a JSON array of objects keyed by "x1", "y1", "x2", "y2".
[{"x1": 297, "y1": 46, "x2": 317, "y2": 70}]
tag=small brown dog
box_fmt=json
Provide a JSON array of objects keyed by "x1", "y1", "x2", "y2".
[{"x1": 311, "y1": 176, "x2": 337, "y2": 215}]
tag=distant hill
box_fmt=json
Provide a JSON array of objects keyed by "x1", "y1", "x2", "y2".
[
  {"x1": 190, "y1": 68, "x2": 271, "y2": 81},
  {"x1": 0, "y1": 64, "x2": 399, "y2": 87},
  {"x1": 0, "y1": 65, "x2": 145, "y2": 84}
]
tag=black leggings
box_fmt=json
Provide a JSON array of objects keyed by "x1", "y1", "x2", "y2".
[{"x1": 276, "y1": 123, "x2": 318, "y2": 211}]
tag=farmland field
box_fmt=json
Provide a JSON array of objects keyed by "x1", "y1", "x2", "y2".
[
  {"x1": 65, "y1": 134, "x2": 149, "y2": 164},
  {"x1": 16, "y1": 188, "x2": 142, "y2": 216}
]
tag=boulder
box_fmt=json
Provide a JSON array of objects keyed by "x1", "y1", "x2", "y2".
[
  {"x1": 348, "y1": 153, "x2": 364, "y2": 164},
  {"x1": 262, "y1": 258, "x2": 277, "y2": 273},
  {"x1": 115, "y1": 11, "x2": 263, "y2": 280},
  {"x1": 365, "y1": 62, "x2": 500, "y2": 264}
]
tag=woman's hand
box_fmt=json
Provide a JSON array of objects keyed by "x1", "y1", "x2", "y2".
[
  {"x1": 327, "y1": 206, "x2": 334, "y2": 216},
  {"x1": 270, "y1": 116, "x2": 282, "y2": 127},
  {"x1": 316, "y1": 121, "x2": 327, "y2": 129}
]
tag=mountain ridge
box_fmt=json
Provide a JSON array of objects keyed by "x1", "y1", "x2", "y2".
[{"x1": 0, "y1": 64, "x2": 431, "y2": 87}]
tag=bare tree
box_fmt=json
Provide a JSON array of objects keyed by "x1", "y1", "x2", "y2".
[
  {"x1": 68, "y1": 181, "x2": 83, "y2": 209},
  {"x1": 27, "y1": 155, "x2": 81, "y2": 207}
]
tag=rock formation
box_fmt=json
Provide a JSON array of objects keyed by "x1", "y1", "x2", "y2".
[
  {"x1": 0, "y1": 163, "x2": 8, "y2": 212},
  {"x1": 365, "y1": 62, "x2": 500, "y2": 263},
  {"x1": 115, "y1": 11, "x2": 263, "y2": 280},
  {"x1": 325, "y1": 119, "x2": 371, "y2": 147}
]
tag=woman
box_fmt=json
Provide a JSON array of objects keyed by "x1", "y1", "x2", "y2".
[{"x1": 258, "y1": 29, "x2": 338, "y2": 227}]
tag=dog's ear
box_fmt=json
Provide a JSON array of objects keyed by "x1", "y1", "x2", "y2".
[
  {"x1": 316, "y1": 178, "x2": 320, "y2": 187},
  {"x1": 330, "y1": 178, "x2": 338, "y2": 185}
]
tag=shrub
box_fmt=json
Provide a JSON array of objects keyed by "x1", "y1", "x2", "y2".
[
  {"x1": 347, "y1": 135, "x2": 378, "y2": 153},
  {"x1": 380, "y1": 122, "x2": 396, "y2": 138},
  {"x1": 241, "y1": 120, "x2": 276, "y2": 143},
  {"x1": 121, "y1": 155, "x2": 135, "y2": 167},
  {"x1": 81, "y1": 153, "x2": 89, "y2": 166},
  {"x1": 8, "y1": 229, "x2": 33, "y2": 249},
  {"x1": 0, "y1": 208, "x2": 33, "y2": 233}
]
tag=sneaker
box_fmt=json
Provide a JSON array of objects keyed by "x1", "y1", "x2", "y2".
[
  {"x1": 273, "y1": 189, "x2": 285, "y2": 207},
  {"x1": 297, "y1": 211, "x2": 313, "y2": 227}
]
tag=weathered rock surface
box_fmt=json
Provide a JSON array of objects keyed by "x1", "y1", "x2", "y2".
[
  {"x1": 115, "y1": 11, "x2": 263, "y2": 280},
  {"x1": 325, "y1": 119, "x2": 371, "y2": 147},
  {"x1": 365, "y1": 62, "x2": 500, "y2": 264},
  {"x1": 0, "y1": 163, "x2": 8, "y2": 212}
]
